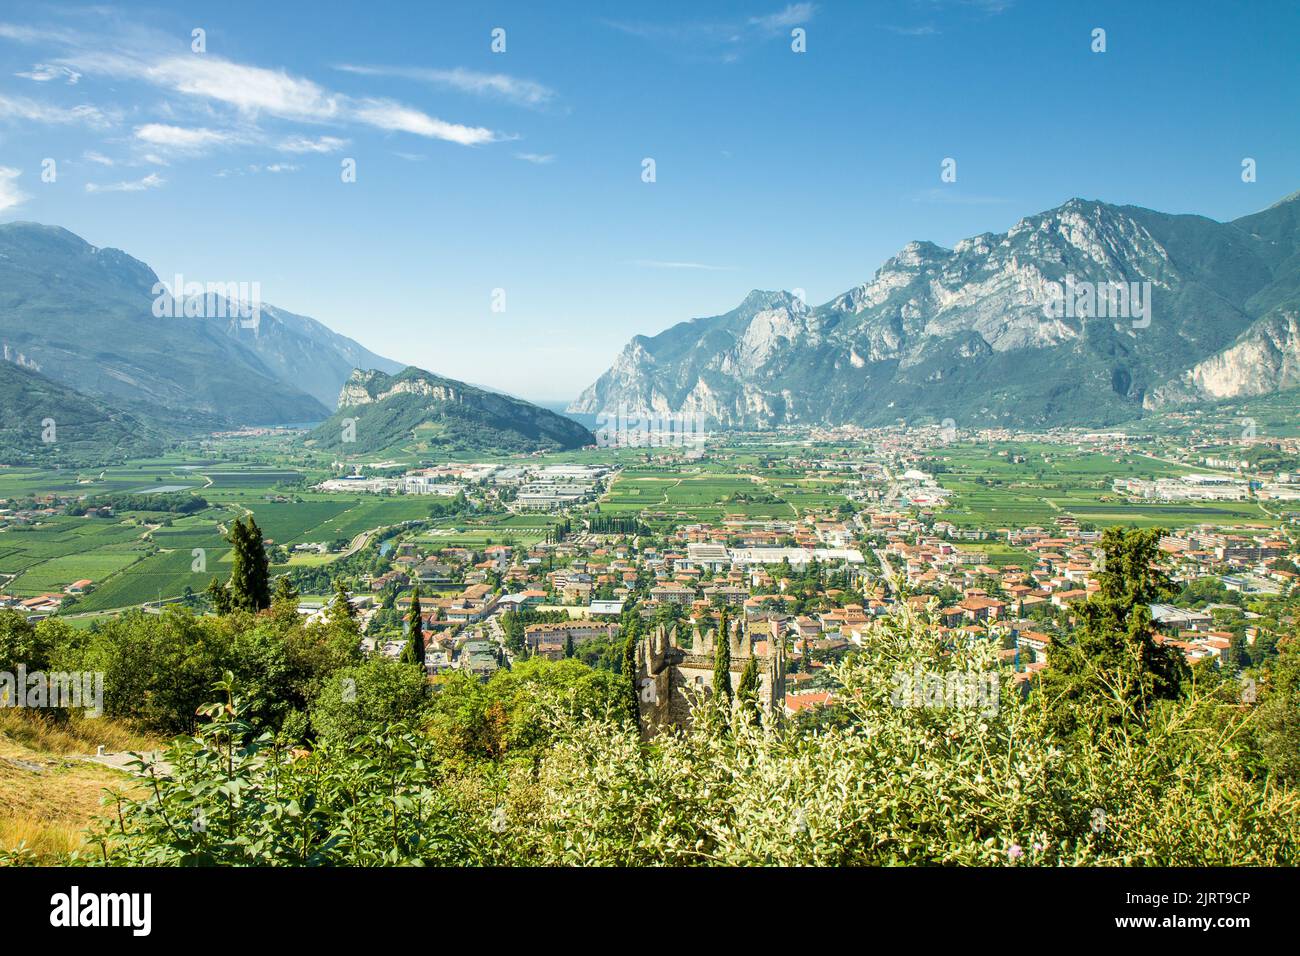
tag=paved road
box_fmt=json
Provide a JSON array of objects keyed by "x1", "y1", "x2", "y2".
[{"x1": 873, "y1": 548, "x2": 899, "y2": 592}]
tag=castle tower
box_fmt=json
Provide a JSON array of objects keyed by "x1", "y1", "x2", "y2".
[{"x1": 635, "y1": 616, "x2": 786, "y2": 735}]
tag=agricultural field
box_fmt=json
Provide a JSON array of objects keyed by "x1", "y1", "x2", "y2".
[
  {"x1": 928, "y1": 443, "x2": 1278, "y2": 530},
  {"x1": 0, "y1": 456, "x2": 482, "y2": 610},
  {"x1": 414, "y1": 515, "x2": 558, "y2": 550},
  {"x1": 603, "y1": 472, "x2": 799, "y2": 523}
]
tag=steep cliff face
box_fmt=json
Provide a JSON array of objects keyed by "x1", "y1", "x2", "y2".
[
  {"x1": 337, "y1": 369, "x2": 462, "y2": 408},
  {"x1": 573, "y1": 193, "x2": 1300, "y2": 428},
  {"x1": 1147, "y1": 308, "x2": 1300, "y2": 406}
]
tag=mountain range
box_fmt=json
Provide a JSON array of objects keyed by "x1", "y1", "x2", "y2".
[
  {"x1": 570, "y1": 190, "x2": 1300, "y2": 428},
  {"x1": 0, "y1": 221, "x2": 400, "y2": 431},
  {"x1": 0, "y1": 222, "x2": 594, "y2": 462}
]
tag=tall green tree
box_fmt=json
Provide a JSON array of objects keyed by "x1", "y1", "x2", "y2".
[
  {"x1": 227, "y1": 516, "x2": 271, "y2": 612},
  {"x1": 621, "y1": 613, "x2": 640, "y2": 726},
  {"x1": 405, "y1": 586, "x2": 425, "y2": 666},
  {"x1": 736, "y1": 653, "x2": 760, "y2": 717},
  {"x1": 328, "y1": 578, "x2": 357, "y2": 626},
  {"x1": 1040, "y1": 527, "x2": 1190, "y2": 735},
  {"x1": 713, "y1": 607, "x2": 733, "y2": 708}
]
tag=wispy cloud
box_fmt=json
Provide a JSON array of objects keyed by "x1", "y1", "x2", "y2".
[
  {"x1": 605, "y1": 3, "x2": 816, "y2": 61},
  {"x1": 85, "y1": 171, "x2": 165, "y2": 194},
  {"x1": 82, "y1": 150, "x2": 114, "y2": 166},
  {"x1": 0, "y1": 22, "x2": 507, "y2": 149},
  {"x1": 0, "y1": 166, "x2": 29, "y2": 211},
  {"x1": 278, "y1": 134, "x2": 348, "y2": 154},
  {"x1": 337, "y1": 64, "x2": 557, "y2": 109},
  {"x1": 350, "y1": 97, "x2": 496, "y2": 145},
  {"x1": 134, "y1": 122, "x2": 241, "y2": 153},
  {"x1": 629, "y1": 259, "x2": 737, "y2": 271},
  {"x1": 15, "y1": 62, "x2": 80, "y2": 83},
  {"x1": 748, "y1": 3, "x2": 817, "y2": 34},
  {"x1": 0, "y1": 92, "x2": 113, "y2": 127},
  {"x1": 82, "y1": 52, "x2": 501, "y2": 145},
  {"x1": 216, "y1": 163, "x2": 299, "y2": 178},
  {"x1": 515, "y1": 152, "x2": 555, "y2": 165},
  {"x1": 885, "y1": 0, "x2": 1013, "y2": 37}
]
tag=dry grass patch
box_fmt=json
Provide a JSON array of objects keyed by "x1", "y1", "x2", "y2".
[{"x1": 0, "y1": 712, "x2": 159, "y2": 862}]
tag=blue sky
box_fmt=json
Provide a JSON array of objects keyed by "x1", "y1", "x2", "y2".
[{"x1": 1, "y1": 0, "x2": 1298, "y2": 402}]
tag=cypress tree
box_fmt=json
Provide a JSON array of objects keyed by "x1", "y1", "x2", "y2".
[
  {"x1": 621, "y1": 613, "x2": 640, "y2": 726},
  {"x1": 713, "y1": 608, "x2": 733, "y2": 707},
  {"x1": 225, "y1": 518, "x2": 251, "y2": 609},
  {"x1": 737, "y1": 654, "x2": 760, "y2": 716},
  {"x1": 227, "y1": 516, "x2": 271, "y2": 611},
  {"x1": 406, "y1": 586, "x2": 425, "y2": 666},
  {"x1": 245, "y1": 517, "x2": 271, "y2": 610}
]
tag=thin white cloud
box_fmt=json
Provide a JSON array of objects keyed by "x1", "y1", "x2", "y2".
[
  {"x1": 515, "y1": 152, "x2": 555, "y2": 165},
  {"x1": 82, "y1": 150, "x2": 114, "y2": 166},
  {"x1": 56, "y1": 51, "x2": 501, "y2": 146},
  {"x1": 134, "y1": 122, "x2": 239, "y2": 152},
  {"x1": 217, "y1": 163, "x2": 300, "y2": 177},
  {"x1": 0, "y1": 22, "x2": 81, "y2": 46},
  {"x1": 85, "y1": 171, "x2": 164, "y2": 194},
  {"x1": 748, "y1": 3, "x2": 817, "y2": 33},
  {"x1": 0, "y1": 93, "x2": 112, "y2": 127},
  {"x1": 15, "y1": 62, "x2": 81, "y2": 83},
  {"x1": 337, "y1": 64, "x2": 557, "y2": 109},
  {"x1": 351, "y1": 97, "x2": 496, "y2": 145},
  {"x1": 278, "y1": 134, "x2": 348, "y2": 154},
  {"x1": 605, "y1": 3, "x2": 816, "y2": 57},
  {"x1": 0, "y1": 166, "x2": 29, "y2": 212}
]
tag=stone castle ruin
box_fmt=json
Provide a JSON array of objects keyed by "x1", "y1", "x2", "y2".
[{"x1": 634, "y1": 617, "x2": 785, "y2": 734}]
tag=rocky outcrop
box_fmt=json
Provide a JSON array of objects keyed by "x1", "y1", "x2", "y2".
[{"x1": 1147, "y1": 309, "x2": 1300, "y2": 407}]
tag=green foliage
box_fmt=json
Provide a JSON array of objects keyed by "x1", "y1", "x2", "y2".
[
  {"x1": 1254, "y1": 635, "x2": 1300, "y2": 785},
  {"x1": 49, "y1": 606, "x2": 360, "y2": 736},
  {"x1": 83, "y1": 606, "x2": 1299, "y2": 866},
  {"x1": 427, "y1": 657, "x2": 623, "y2": 768},
  {"x1": 405, "y1": 586, "x2": 425, "y2": 666},
  {"x1": 68, "y1": 492, "x2": 208, "y2": 516},
  {"x1": 712, "y1": 608, "x2": 732, "y2": 709},
  {"x1": 89, "y1": 675, "x2": 476, "y2": 866},
  {"x1": 311, "y1": 658, "x2": 431, "y2": 746},
  {"x1": 1040, "y1": 527, "x2": 1190, "y2": 736},
  {"x1": 736, "y1": 655, "x2": 760, "y2": 716},
  {"x1": 620, "y1": 615, "x2": 640, "y2": 727},
  {"x1": 0, "y1": 609, "x2": 56, "y2": 672},
  {"x1": 226, "y1": 516, "x2": 271, "y2": 612}
]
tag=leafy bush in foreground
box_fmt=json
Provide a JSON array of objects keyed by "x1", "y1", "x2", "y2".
[{"x1": 82, "y1": 606, "x2": 1299, "y2": 866}]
